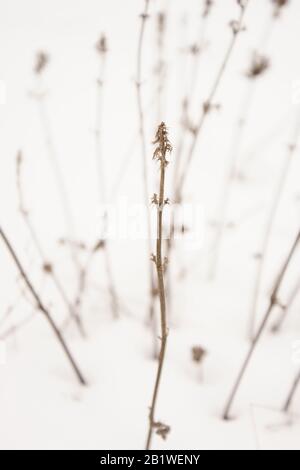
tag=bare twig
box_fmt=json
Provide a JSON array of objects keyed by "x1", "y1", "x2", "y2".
[
  {"x1": 16, "y1": 151, "x2": 85, "y2": 336},
  {"x1": 248, "y1": 116, "x2": 300, "y2": 340},
  {"x1": 283, "y1": 370, "x2": 300, "y2": 412},
  {"x1": 94, "y1": 34, "x2": 119, "y2": 318},
  {"x1": 271, "y1": 276, "x2": 300, "y2": 333},
  {"x1": 136, "y1": 0, "x2": 157, "y2": 326},
  {"x1": 175, "y1": 0, "x2": 249, "y2": 201},
  {"x1": 223, "y1": 229, "x2": 300, "y2": 419},
  {"x1": 146, "y1": 123, "x2": 172, "y2": 450},
  {"x1": 0, "y1": 226, "x2": 87, "y2": 386},
  {"x1": 32, "y1": 51, "x2": 81, "y2": 277}
]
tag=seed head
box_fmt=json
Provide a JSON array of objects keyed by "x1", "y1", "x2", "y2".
[
  {"x1": 153, "y1": 421, "x2": 170, "y2": 440},
  {"x1": 272, "y1": 0, "x2": 289, "y2": 16},
  {"x1": 152, "y1": 122, "x2": 172, "y2": 164},
  {"x1": 203, "y1": 0, "x2": 214, "y2": 18},
  {"x1": 192, "y1": 346, "x2": 207, "y2": 363},
  {"x1": 157, "y1": 12, "x2": 166, "y2": 34},
  {"x1": 34, "y1": 51, "x2": 49, "y2": 75},
  {"x1": 246, "y1": 52, "x2": 270, "y2": 79},
  {"x1": 95, "y1": 34, "x2": 108, "y2": 55}
]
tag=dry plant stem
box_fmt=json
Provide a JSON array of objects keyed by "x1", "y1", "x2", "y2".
[
  {"x1": 208, "y1": 83, "x2": 255, "y2": 279},
  {"x1": 165, "y1": 8, "x2": 212, "y2": 302},
  {"x1": 0, "y1": 226, "x2": 87, "y2": 386},
  {"x1": 173, "y1": 3, "x2": 212, "y2": 188},
  {"x1": 175, "y1": 1, "x2": 249, "y2": 199},
  {"x1": 36, "y1": 92, "x2": 80, "y2": 272},
  {"x1": 223, "y1": 230, "x2": 300, "y2": 420},
  {"x1": 136, "y1": 0, "x2": 156, "y2": 325},
  {"x1": 248, "y1": 119, "x2": 300, "y2": 340},
  {"x1": 95, "y1": 49, "x2": 119, "y2": 319},
  {"x1": 16, "y1": 153, "x2": 85, "y2": 336},
  {"x1": 271, "y1": 277, "x2": 300, "y2": 333},
  {"x1": 146, "y1": 123, "x2": 171, "y2": 450},
  {"x1": 283, "y1": 371, "x2": 300, "y2": 412},
  {"x1": 155, "y1": 12, "x2": 166, "y2": 123},
  {"x1": 166, "y1": 2, "x2": 248, "y2": 301}
]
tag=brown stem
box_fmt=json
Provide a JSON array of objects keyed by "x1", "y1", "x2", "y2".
[
  {"x1": 208, "y1": 82, "x2": 255, "y2": 279},
  {"x1": 175, "y1": 1, "x2": 249, "y2": 202},
  {"x1": 0, "y1": 226, "x2": 87, "y2": 386},
  {"x1": 223, "y1": 229, "x2": 300, "y2": 420},
  {"x1": 248, "y1": 118, "x2": 300, "y2": 340},
  {"x1": 94, "y1": 45, "x2": 120, "y2": 319},
  {"x1": 136, "y1": 0, "x2": 157, "y2": 325},
  {"x1": 16, "y1": 152, "x2": 85, "y2": 336},
  {"x1": 271, "y1": 277, "x2": 300, "y2": 333},
  {"x1": 283, "y1": 371, "x2": 300, "y2": 412},
  {"x1": 146, "y1": 123, "x2": 171, "y2": 450}
]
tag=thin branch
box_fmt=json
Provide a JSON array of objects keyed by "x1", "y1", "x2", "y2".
[
  {"x1": 94, "y1": 34, "x2": 119, "y2": 318},
  {"x1": 223, "y1": 229, "x2": 300, "y2": 420},
  {"x1": 283, "y1": 371, "x2": 300, "y2": 412},
  {"x1": 16, "y1": 151, "x2": 85, "y2": 336},
  {"x1": 271, "y1": 276, "x2": 300, "y2": 333},
  {"x1": 136, "y1": 0, "x2": 157, "y2": 325},
  {"x1": 32, "y1": 51, "x2": 81, "y2": 276},
  {"x1": 248, "y1": 116, "x2": 300, "y2": 340},
  {"x1": 0, "y1": 226, "x2": 87, "y2": 386},
  {"x1": 175, "y1": 0, "x2": 249, "y2": 200}
]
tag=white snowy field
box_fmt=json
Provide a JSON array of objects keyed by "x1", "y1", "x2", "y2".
[{"x1": 0, "y1": 0, "x2": 300, "y2": 450}]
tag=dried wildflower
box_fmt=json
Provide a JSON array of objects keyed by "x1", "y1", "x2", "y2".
[
  {"x1": 93, "y1": 239, "x2": 106, "y2": 252},
  {"x1": 43, "y1": 262, "x2": 53, "y2": 274},
  {"x1": 246, "y1": 52, "x2": 270, "y2": 79},
  {"x1": 150, "y1": 253, "x2": 156, "y2": 263},
  {"x1": 272, "y1": 0, "x2": 289, "y2": 17},
  {"x1": 157, "y1": 12, "x2": 166, "y2": 34},
  {"x1": 237, "y1": 0, "x2": 248, "y2": 8},
  {"x1": 229, "y1": 20, "x2": 245, "y2": 35},
  {"x1": 190, "y1": 43, "x2": 201, "y2": 56},
  {"x1": 152, "y1": 122, "x2": 172, "y2": 164},
  {"x1": 203, "y1": 0, "x2": 214, "y2": 17},
  {"x1": 95, "y1": 34, "x2": 108, "y2": 55},
  {"x1": 192, "y1": 346, "x2": 207, "y2": 363},
  {"x1": 203, "y1": 101, "x2": 221, "y2": 114},
  {"x1": 153, "y1": 421, "x2": 171, "y2": 440},
  {"x1": 151, "y1": 193, "x2": 159, "y2": 205},
  {"x1": 34, "y1": 51, "x2": 49, "y2": 75}
]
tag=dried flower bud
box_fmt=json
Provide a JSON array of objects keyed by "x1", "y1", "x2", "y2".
[
  {"x1": 43, "y1": 262, "x2": 53, "y2": 274},
  {"x1": 246, "y1": 52, "x2": 270, "y2": 79},
  {"x1": 93, "y1": 239, "x2": 106, "y2": 251},
  {"x1": 190, "y1": 43, "x2": 201, "y2": 56},
  {"x1": 272, "y1": 0, "x2": 289, "y2": 16},
  {"x1": 34, "y1": 51, "x2": 49, "y2": 75},
  {"x1": 237, "y1": 0, "x2": 248, "y2": 9},
  {"x1": 153, "y1": 421, "x2": 170, "y2": 440},
  {"x1": 192, "y1": 346, "x2": 207, "y2": 363},
  {"x1": 153, "y1": 122, "x2": 172, "y2": 164},
  {"x1": 203, "y1": 0, "x2": 214, "y2": 17},
  {"x1": 95, "y1": 34, "x2": 108, "y2": 54},
  {"x1": 157, "y1": 12, "x2": 166, "y2": 34},
  {"x1": 229, "y1": 20, "x2": 245, "y2": 35}
]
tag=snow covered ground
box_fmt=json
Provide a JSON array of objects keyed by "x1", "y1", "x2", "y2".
[{"x1": 0, "y1": 0, "x2": 300, "y2": 450}]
